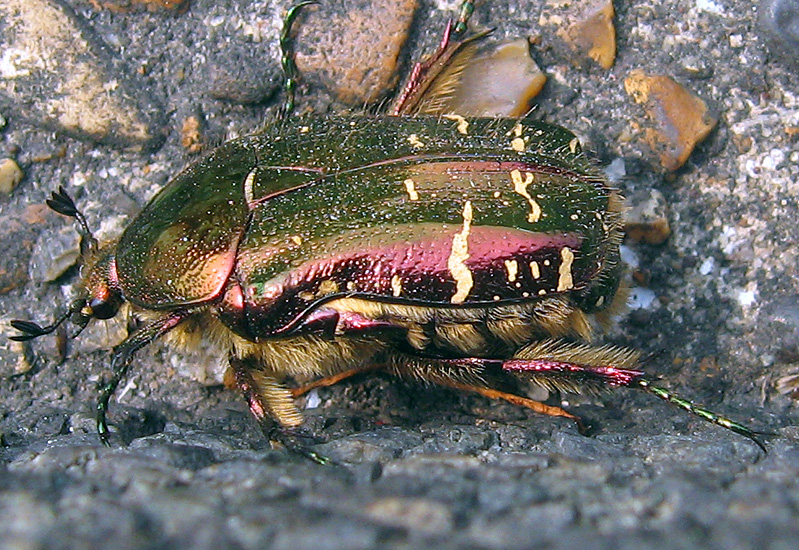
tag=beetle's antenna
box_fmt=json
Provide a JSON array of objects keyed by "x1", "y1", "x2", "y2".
[
  {"x1": 279, "y1": 1, "x2": 317, "y2": 118},
  {"x1": 10, "y1": 314, "x2": 70, "y2": 342},
  {"x1": 47, "y1": 186, "x2": 98, "y2": 257},
  {"x1": 10, "y1": 297, "x2": 90, "y2": 342},
  {"x1": 10, "y1": 187, "x2": 97, "y2": 343}
]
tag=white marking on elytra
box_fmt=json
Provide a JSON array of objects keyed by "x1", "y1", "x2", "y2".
[
  {"x1": 290, "y1": 235, "x2": 303, "y2": 246},
  {"x1": 530, "y1": 261, "x2": 540, "y2": 279},
  {"x1": 448, "y1": 201, "x2": 474, "y2": 304},
  {"x1": 403, "y1": 178, "x2": 419, "y2": 201},
  {"x1": 511, "y1": 137, "x2": 525, "y2": 152},
  {"x1": 443, "y1": 113, "x2": 469, "y2": 135},
  {"x1": 244, "y1": 167, "x2": 257, "y2": 204},
  {"x1": 506, "y1": 122, "x2": 524, "y2": 137},
  {"x1": 408, "y1": 134, "x2": 425, "y2": 148},
  {"x1": 391, "y1": 274, "x2": 403, "y2": 297},
  {"x1": 557, "y1": 247, "x2": 575, "y2": 292},
  {"x1": 510, "y1": 169, "x2": 542, "y2": 223},
  {"x1": 504, "y1": 259, "x2": 518, "y2": 282},
  {"x1": 569, "y1": 137, "x2": 579, "y2": 154}
]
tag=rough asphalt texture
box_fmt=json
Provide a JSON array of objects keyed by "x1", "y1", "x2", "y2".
[{"x1": 2, "y1": 0, "x2": 799, "y2": 549}]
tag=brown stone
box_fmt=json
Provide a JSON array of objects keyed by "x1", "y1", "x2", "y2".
[
  {"x1": 624, "y1": 188, "x2": 671, "y2": 245},
  {"x1": 294, "y1": 0, "x2": 419, "y2": 105},
  {"x1": 624, "y1": 70, "x2": 717, "y2": 171},
  {"x1": 87, "y1": 0, "x2": 189, "y2": 13},
  {"x1": 540, "y1": 0, "x2": 616, "y2": 69},
  {"x1": 180, "y1": 115, "x2": 204, "y2": 154},
  {"x1": 0, "y1": 0, "x2": 165, "y2": 150}
]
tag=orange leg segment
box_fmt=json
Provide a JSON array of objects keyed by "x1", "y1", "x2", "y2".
[
  {"x1": 290, "y1": 365, "x2": 383, "y2": 398},
  {"x1": 441, "y1": 380, "x2": 589, "y2": 434}
]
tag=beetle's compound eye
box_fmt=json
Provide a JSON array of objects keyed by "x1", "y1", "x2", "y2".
[
  {"x1": 88, "y1": 292, "x2": 122, "y2": 320},
  {"x1": 89, "y1": 296, "x2": 121, "y2": 319}
]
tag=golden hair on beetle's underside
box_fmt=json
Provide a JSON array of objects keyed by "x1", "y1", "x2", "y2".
[
  {"x1": 157, "y1": 308, "x2": 232, "y2": 355},
  {"x1": 237, "y1": 334, "x2": 390, "y2": 380},
  {"x1": 432, "y1": 322, "x2": 490, "y2": 356},
  {"x1": 386, "y1": 352, "x2": 488, "y2": 388}
]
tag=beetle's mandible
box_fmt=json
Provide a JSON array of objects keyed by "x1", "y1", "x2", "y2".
[{"x1": 11, "y1": 1, "x2": 765, "y2": 459}]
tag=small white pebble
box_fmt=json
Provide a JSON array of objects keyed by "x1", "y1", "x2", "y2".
[
  {"x1": 620, "y1": 245, "x2": 640, "y2": 269},
  {"x1": 628, "y1": 287, "x2": 657, "y2": 310},
  {"x1": 737, "y1": 290, "x2": 756, "y2": 308},
  {"x1": 305, "y1": 388, "x2": 321, "y2": 409},
  {"x1": 699, "y1": 256, "x2": 715, "y2": 275},
  {"x1": 696, "y1": 0, "x2": 724, "y2": 14}
]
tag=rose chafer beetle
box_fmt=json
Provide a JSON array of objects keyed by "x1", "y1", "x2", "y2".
[{"x1": 12, "y1": 1, "x2": 765, "y2": 459}]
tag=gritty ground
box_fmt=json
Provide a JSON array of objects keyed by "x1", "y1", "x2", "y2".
[{"x1": 1, "y1": 0, "x2": 799, "y2": 549}]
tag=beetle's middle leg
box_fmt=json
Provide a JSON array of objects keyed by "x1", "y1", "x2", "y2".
[
  {"x1": 290, "y1": 364, "x2": 384, "y2": 398},
  {"x1": 226, "y1": 355, "x2": 331, "y2": 464},
  {"x1": 385, "y1": 352, "x2": 587, "y2": 432}
]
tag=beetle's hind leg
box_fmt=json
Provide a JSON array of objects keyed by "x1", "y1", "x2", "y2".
[
  {"x1": 226, "y1": 356, "x2": 331, "y2": 464},
  {"x1": 504, "y1": 340, "x2": 767, "y2": 450}
]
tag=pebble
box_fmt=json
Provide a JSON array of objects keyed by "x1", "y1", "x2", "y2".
[
  {"x1": 180, "y1": 115, "x2": 204, "y2": 154},
  {"x1": 624, "y1": 69, "x2": 717, "y2": 171},
  {"x1": 539, "y1": 0, "x2": 617, "y2": 69},
  {"x1": 88, "y1": 0, "x2": 189, "y2": 11},
  {"x1": 28, "y1": 226, "x2": 81, "y2": 283},
  {"x1": 363, "y1": 497, "x2": 454, "y2": 534},
  {"x1": 0, "y1": 0, "x2": 165, "y2": 150},
  {"x1": 294, "y1": 0, "x2": 419, "y2": 105},
  {"x1": 0, "y1": 158, "x2": 23, "y2": 194},
  {"x1": 624, "y1": 188, "x2": 672, "y2": 244},
  {"x1": 758, "y1": 0, "x2": 799, "y2": 69}
]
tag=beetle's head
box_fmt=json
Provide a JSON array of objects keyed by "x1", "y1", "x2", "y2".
[
  {"x1": 80, "y1": 246, "x2": 124, "y2": 321},
  {"x1": 10, "y1": 187, "x2": 125, "y2": 343}
]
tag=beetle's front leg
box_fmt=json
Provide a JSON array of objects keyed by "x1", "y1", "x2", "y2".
[
  {"x1": 226, "y1": 356, "x2": 331, "y2": 464},
  {"x1": 98, "y1": 310, "x2": 190, "y2": 445}
]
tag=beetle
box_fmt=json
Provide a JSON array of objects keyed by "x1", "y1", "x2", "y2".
[{"x1": 11, "y1": 1, "x2": 764, "y2": 459}]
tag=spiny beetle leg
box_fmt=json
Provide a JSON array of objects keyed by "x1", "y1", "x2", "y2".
[
  {"x1": 228, "y1": 356, "x2": 332, "y2": 464},
  {"x1": 384, "y1": 354, "x2": 591, "y2": 434},
  {"x1": 97, "y1": 311, "x2": 189, "y2": 445},
  {"x1": 279, "y1": 1, "x2": 318, "y2": 117},
  {"x1": 454, "y1": 0, "x2": 475, "y2": 35},
  {"x1": 391, "y1": 12, "x2": 492, "y2": 115},
  {"x1": 637, "y1": 380, "x2": 769, "y2": 452},
  {"x1": 502, "y1": 355, "x2": 767, "y2": 451},
  {"x1": 267, "y1": 424, "x2": 333, "y2": 466}
]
